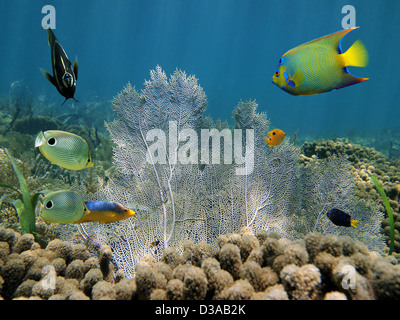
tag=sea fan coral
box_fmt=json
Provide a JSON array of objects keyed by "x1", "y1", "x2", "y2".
[{"x1": 57, "y1": 66, "x2": 385, "y2": 278}]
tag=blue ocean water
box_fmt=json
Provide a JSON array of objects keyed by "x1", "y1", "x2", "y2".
[{"x1": 0, "y1": 0, "x2": 399, "y2": 141}]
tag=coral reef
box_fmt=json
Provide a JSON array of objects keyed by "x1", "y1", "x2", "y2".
[
  {"x1": 58, "y1": 67, "x2": 385, "y2": 280},
  {"x1": 302, "y1": 139, "x2": 400, "y2": 256},
  {"x1": 1, "y1": 226, "x2": 399, "y2": 300}
]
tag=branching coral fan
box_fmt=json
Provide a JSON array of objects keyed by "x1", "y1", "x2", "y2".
[{"x1": 58, "y1": 66, "x2": 385, "y2": 278}]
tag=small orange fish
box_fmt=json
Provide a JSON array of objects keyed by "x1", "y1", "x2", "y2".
[{"x1": 265, "y1": 129, "x2": 286, "y2": 147}]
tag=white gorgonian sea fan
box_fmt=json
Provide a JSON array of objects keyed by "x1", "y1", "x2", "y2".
[{"x1": 59, "y1": 66, "x2": 384, "y2": 278}]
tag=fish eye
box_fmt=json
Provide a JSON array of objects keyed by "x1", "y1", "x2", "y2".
[
  {"x1": 273, "y1": 131, "x2": 276, "y2": 135},
  {"x1": 47, "y1": 137, "x2": 56, "y2": 146},
  {"x1": 87, "y1": 158, "x2": 91, "y2": 163},
  {"x1": 274, "y1": 70, "x2": 280, "y2": 77},
  {"x1": 45, "y1": 200, "x2": 53, "y2": 209}
]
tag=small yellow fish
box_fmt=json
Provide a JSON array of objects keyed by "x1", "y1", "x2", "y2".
[
  {"x1": 265, "y1": 129, "x2": 286, "y2": 147},
  {"x1": 272, "y1": 27, "x2": 368, "y2": 96},
  {"x1": 39, "y1": 190, "x2": 87, "y2": 224},
  {"x1": 75, "y1": 201, "x2": 135, "y2": 224},
  {"x1": 35, "y1": 130, "x2": 93, "y2": 170}
]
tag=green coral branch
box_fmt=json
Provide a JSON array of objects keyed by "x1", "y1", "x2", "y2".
[
  {"x1": 2, "y1": 148, "x2": 36, "y2": 234},
  {"x1": 369, "y1": 174, "x2": 395, "y2": 255}
]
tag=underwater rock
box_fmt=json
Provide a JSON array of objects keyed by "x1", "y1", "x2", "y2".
[
  {"x1": 80, "y1": 268, "x2": 103, "y2": 297},
  {"x1": 182, "y1": 265, "x2": 208, "y2": 300},
  {"x1": 323, "y1": 291, "x2": 347, "y2": 300},
  {"x1": 166, "y1": 279, "x2": 184, "y2": 300},
  {"x1": 217, "y1": 279, "x2": 255, "y2": 300},
  {"x1": 114, "y1": 278, "x2": 137, "y2": 300},
  {"x1": 11, "y1": 116, "x2": 63, "y2": 135},
  {"x1": 91, "y1": 280, "x2": 116, "y2": 300},
  {"x1": 280, "y1": 264, "x2": 322, "y2": 300}
]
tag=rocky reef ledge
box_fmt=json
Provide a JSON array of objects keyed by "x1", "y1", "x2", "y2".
[{"x1": 0, "y1": 226, "x2": 399, "y2": 300}]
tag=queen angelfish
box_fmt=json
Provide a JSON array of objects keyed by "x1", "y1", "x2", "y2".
[{"x1": 272, "y1": 27, "x2": 368, "y2": 96}]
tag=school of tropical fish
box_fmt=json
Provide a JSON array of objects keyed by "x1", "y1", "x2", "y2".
[{"x1": 34, "y1": 26, "x2": 369, "y2": 229}]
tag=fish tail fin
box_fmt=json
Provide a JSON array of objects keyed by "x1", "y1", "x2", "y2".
[
  {"x1": 35, "y1": 131, "x2": 46, "y2": 148},
  {"x1": 128, "y1": 209, "x2": 135, "y2": 217},
  {"x1": 342, "y1": 40, "x2": 369, "y2": 67},
  {"x1": 351, "y1": 220, "x2": 359, "y2": 228}
]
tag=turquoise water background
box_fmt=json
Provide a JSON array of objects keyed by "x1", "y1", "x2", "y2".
[{"x1": 0, "y1": 0, "x2": 399, "y2": 141}]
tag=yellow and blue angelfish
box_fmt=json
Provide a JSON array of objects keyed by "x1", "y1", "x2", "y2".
[
  {"x1": 35, "y1": 130, "x2": 93, "y2": 170},
  {"x1": 38, "y1": 190, "x2": 135, "y2": 224},
  {"x1": 272, "y1": 27, "x2": 369, "y2": 96}
]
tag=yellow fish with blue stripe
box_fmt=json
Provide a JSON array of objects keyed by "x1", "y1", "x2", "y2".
[
  {"x1": 272, "y1": 27, "x2": 369, "y2": 96},
  {"x1": 38, "y1": 190, "x2": 135, "y2": 224}
]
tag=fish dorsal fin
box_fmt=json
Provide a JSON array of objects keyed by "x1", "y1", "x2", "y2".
[
  {"x1": 283, "y1": 27, "x2": 357, "y2": 57},
  {"x1": 73, "y1": 58, "x2": 78, "y2": 80},
  {"x1": 47, "y1": 28, "x2": 56, "y2": 47},
  {"x1": 341, "y1": 39, "x2": 368, "y2": 67}
]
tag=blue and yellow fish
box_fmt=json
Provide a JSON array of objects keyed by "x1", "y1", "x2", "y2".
[
  {"x1": 272, "y1": 27, "x2": 369, "y2": 96},
  {"x1": 76, "y1": 201, "x2": 136, "y2": 224}
]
